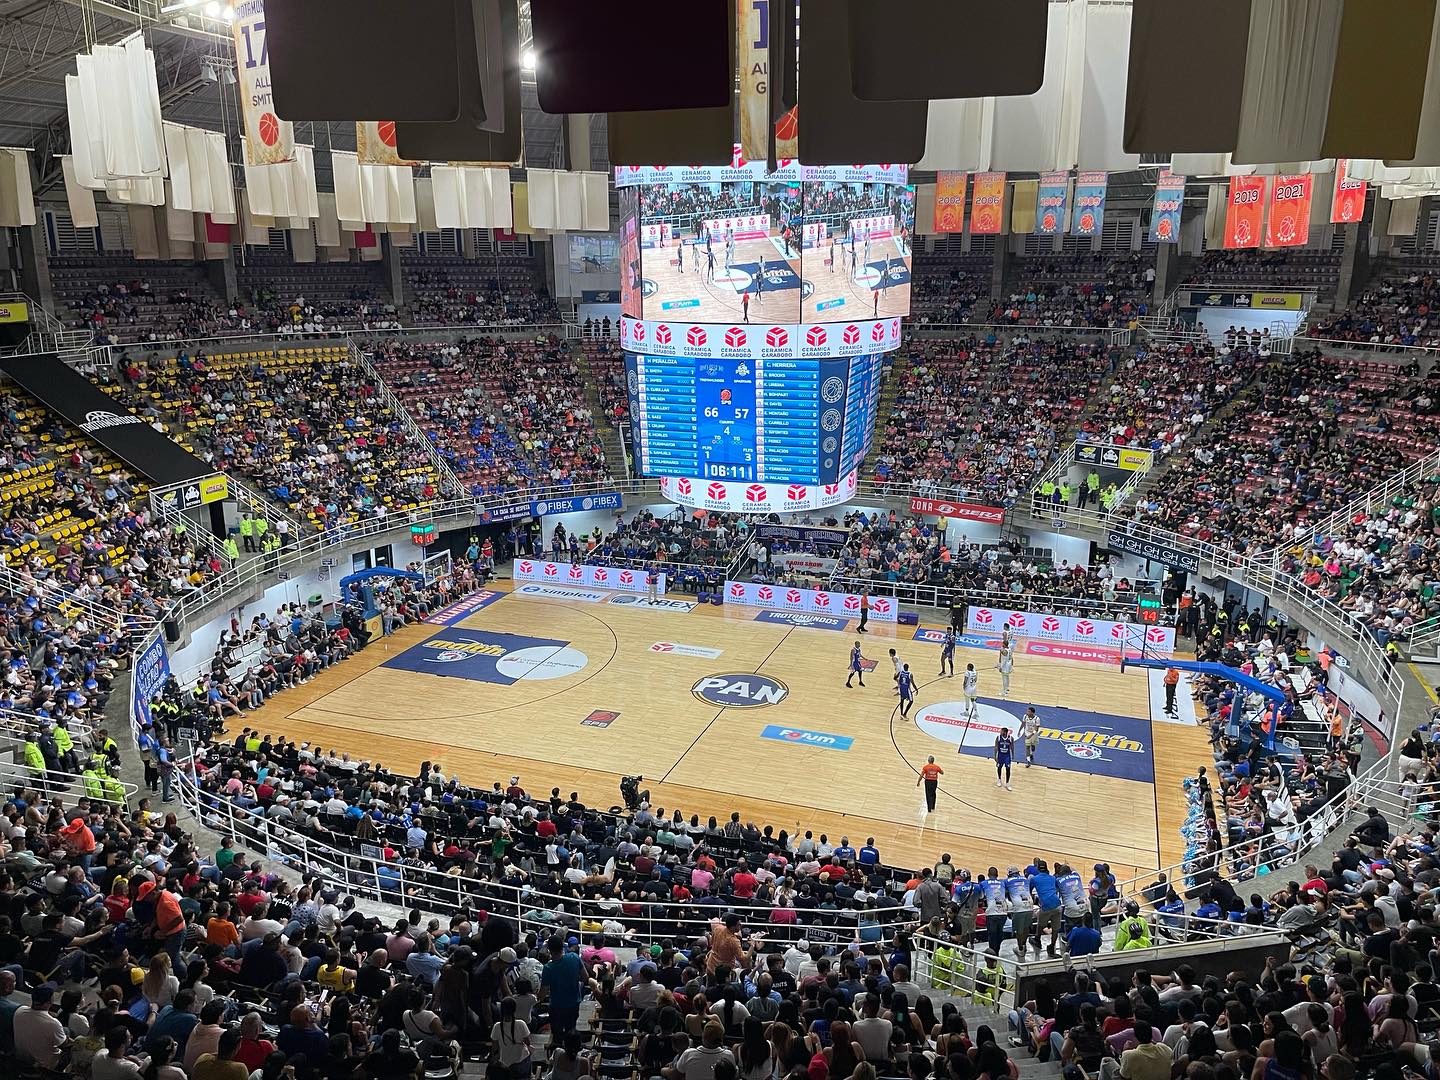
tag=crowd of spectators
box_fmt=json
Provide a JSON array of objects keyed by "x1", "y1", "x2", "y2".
[
  {"x1": 1311, "y1": 271, "x2": 1440, "y2": 350},
  {"x1": 371, "y1": 337, "x2": 608, "y2": 497},
  {"x1": 103, "y1": 348, "x2": 444, "y2": 533},
  {"x1": 868, "y1": 336, "x2": 1116, "y2": 508},
  {"x1": 1126, "y1": 353, "x2": 1436, "y2": 567},
  {"x1": 1181, "y1": 249, "x2": 1343, "y2": 291},
  {"x1": 405, "y1": 268, "x2": 560, "y2": 329}
]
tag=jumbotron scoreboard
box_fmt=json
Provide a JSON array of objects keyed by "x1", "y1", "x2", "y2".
[{"x1": 617, "y1": 153, "x2": 912, "y2": 513}]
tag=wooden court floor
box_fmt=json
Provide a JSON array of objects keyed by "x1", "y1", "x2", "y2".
[
  {"x1": 648, "y1": 235, "x2": 803, "y2": 324},
  {"x1": 243, "y1": 585, "x2": 1208, "y2": 881}
]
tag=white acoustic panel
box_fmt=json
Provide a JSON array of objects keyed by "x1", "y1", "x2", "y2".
[
  {"x1": 332, "y1": 150, "x2": 364, "y2": 223},
  {"x1": 1232, "y1": 0, "x2": 1343, "y2": 165},
  {"x1": 557, "y1": 171, "x2": 584, "y2": 231},
  {"x1": 0, "y1": 149, "x2": 36, "y2": 227},
  {"x1": 1077, "y1": 5, "x2": 1140, "y2": 171},
  {"x1": 581, "y1": 171, "x2": 609, "y2": 231},
  {"x1": 61, "y1": 156, "x2": 99, "y2": 228}
]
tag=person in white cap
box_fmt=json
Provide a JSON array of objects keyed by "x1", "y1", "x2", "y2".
[{"x1": 782, "y1": 938, "x2": 809, "y2": 978}]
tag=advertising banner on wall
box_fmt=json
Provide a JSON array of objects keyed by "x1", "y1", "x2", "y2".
[
  {"x1": 133, "y1": 634, "x2": 173, "y2": 728},
  {"x1": 658, "y1": 471, "x2": 858, "y2": 514},
  {"x1": 909, "y1": 496, "x2": 1005, "y2": 524},
  {"x1": 724, "y1": 579, "x2": 899, "y2": 623},
  {"x1": 1104, "y1": 531, "x2": 1201, "y2": 573},
  {"x1": 620, "y1": 317, "x2": 902, "y2": 360},
  {"x1": 934, "y1": 171, "x2": 967, "y2": 233},
  {"x1": 965, "y1": 606, "x2": 1176, "y2": 656},
  {"x1": 1328, "y1": 659, "x2": 1391, "y2": 740},
  {"x1": 1073, "y1": 442, "x2": 1153, "y2": 471},
  {"x1": 514, "y1": 559, "x2": 665, "y2": 595}
]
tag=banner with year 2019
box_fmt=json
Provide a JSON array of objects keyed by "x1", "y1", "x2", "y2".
[
  {"x1": 231, "y1": 0, "x2": 295, "y2": 165},
  {"x1": 1223, "y1": 174, "x2": 1266, "y2": 249},
  {"x1": 965, "y1": 605, "x2": 1175, "y2": 657},
  {"x1": 1071, "y1": 171, "x2": 1107, "y2": 237},
  {"x1": 724, "y1": 580, "x2": 899, "y2": 623},
  {"x1": 1149, "y1": 171, "x2": 1186, "y2": 243}
]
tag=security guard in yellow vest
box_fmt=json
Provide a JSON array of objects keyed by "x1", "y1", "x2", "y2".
[
  {"x1": 102, "y1": 774, "x2": 125, "y2": 805},
  {"x1": 52, "y1": 721, "x2": 76, "y2": 772},
  {"x1": 223, "y1": 535, "x2": 241, "y2": 565},
  {"x1": 22, "y1": 735, "x2": 45, "y2": 776},
  {"x1": 239, "y1": 513, "x2": 257, "y2": 552},
  {"x1": 254, "y1": 516, "x2": 269, "y2": 545},
  {"x1": 82, "y1": 765, "x2": 104, "y2": 800}
]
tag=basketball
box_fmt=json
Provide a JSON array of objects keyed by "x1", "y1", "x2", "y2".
[
  {"x1": 377, "y1": 120, "x2": 397, "y2": 147},
  {"x1": 775, "y1": 104, "x2": 798, "y2": 142},
  {"x1": 257, "y1": 111, "x2": 280, "y2": 146}
]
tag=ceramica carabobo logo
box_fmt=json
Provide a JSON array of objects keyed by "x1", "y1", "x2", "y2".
[{"x1": 692, "y1": 673, "x2": 790, "y2": 708}]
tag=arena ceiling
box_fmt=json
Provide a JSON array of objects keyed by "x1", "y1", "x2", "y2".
[{"x1": 0, "y1": 0, "x2": 1161, "y2": 206}]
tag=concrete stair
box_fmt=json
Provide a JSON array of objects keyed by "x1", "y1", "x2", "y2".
[
  {"x1": 860, "y1": 351, "x2": 911, "y2": 478},
  {"x1": 573, "y1": 343, "x2": 629, "y2": 477}
]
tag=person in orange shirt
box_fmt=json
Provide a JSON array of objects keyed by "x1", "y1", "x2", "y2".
[
  {"x1": 1163, "y1": 666, "x2": 1180, "y2": 717},
  {"x1": 917, "y1": 756, "x2": 944, "y2": 812}
]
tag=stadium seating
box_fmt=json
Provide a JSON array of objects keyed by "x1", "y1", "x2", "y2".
[
  {"x1": 370, "y1": 335, "x2": 607, "y2": 495},
  {"x1": 1310, "y1": 268, "x2": 1440, "y2": 348},
  {"x1": 401, "y1": 253, "x2": 561, "y2": 327}
]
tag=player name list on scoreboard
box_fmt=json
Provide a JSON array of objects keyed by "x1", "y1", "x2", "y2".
[{"x1": 628, "y1": 352, "x2": 885, "y2": 487}]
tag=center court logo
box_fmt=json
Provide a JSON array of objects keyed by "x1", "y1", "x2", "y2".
[{"x1": 692, "y1": 673, "x2": 790, "y2": 708}]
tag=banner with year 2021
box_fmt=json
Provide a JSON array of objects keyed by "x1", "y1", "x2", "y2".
[{"x1": 965, "y1": 605, "x2": 1175, "y2": 657}]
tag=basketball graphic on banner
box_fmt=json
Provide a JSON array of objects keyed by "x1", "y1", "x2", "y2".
[
  {"x1": 258, "y1": 113, "x2": 280, "y2": 147},
  {"x1": 775, "y1": 105, "x2": 798, "y2": 142},
  {"x1": 1155, "y1": 216, "x2": 1174, "y2": 240},
  {"x1": 1078, "y1": 211, "x2": 1095, "y2": 233},
  {"x1": 378, "y1": 121, "x2": 397, "y2": 147},
  {"x1": 1041, "y1": 210, "x2": 1058, "y2": 231}
]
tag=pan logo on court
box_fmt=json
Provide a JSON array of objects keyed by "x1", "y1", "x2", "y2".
[{"x1": 692, "y1": 673, "x2": 790, "y2": 708}]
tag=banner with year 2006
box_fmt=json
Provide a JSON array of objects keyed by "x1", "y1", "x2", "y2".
[{"x1": 231, "y1": 0, "x2": 294, "y2": 165}]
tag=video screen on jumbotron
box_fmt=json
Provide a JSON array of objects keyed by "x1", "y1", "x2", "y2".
[
  {"x1": 800, "y1": 181, "x2": 915, "y2": 322},
  {"x1": 619, "y1": 188, "x2": 643, "y2": 318},
  {"x1": 636, "y1": 180, "x2": 803, "y2": 323}
]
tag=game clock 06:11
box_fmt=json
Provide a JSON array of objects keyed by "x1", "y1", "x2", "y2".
[{"x1": 704, "y1": 462, "x2": 756, "y2": 481}]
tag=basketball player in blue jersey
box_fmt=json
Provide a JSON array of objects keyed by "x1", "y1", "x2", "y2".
[
  {"x1": 993, "y1": 726, "x2": 1014, "y2": 790},
  {"x1": 845, "y1": 640, "x2": 866, "y2": 689},
  {"x1": 938, "y1": 625, "x2": 956, "y2": 678},
  {"x1": 897, "y1": 663, "x2": 915, "y2": 719}
]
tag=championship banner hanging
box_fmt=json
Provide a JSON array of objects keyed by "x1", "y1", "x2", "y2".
[
  {"x1": 933, "y1": 171, "x2": 967, "y2": 233},
  {"x1": 1070, "y1": 171, "x2": 1107, "y2": 236},
  {"x1": 1223, "y1": 174, "x2": 1265, "y2": 249},
  {"x1": 355, "y1": 121, "x2": 411, "y2": 167},
  {"x1": 1149, "y1": 171, "x2": 1186, "y2": 243},
  {"x1": 1331, "y1": 158, "x2": 1367, "y2": 224},
  {"x1": 231, "y1": 0, "x2": 294, "y2": 165},
  {"x1": 1035, "y1": 171, "x2": 1070, "y2": 235},
  {"x1": 969, "y1": 171, "x2": 1006, "y2": 235},
  {"x1": 1264, "y1": 174, "x2": 1313, "y2": 249},
  {"x1": 738, "y1": 0, "x2": 769, "y2": 163}
]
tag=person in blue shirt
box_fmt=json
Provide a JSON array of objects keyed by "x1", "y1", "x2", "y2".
[
  {"x1": 994, "y1": 728, "x2": 1015, "y2": 790},
  {"x1": 833, "y1": 838, "x2": 857, "y2": 861},
  {"x1": 1065, "y1": 921, "x2": 1101, "y2": 957},
  {"x1": 1004, "y1": 868, "x2": 1035, "y2": 959},
  {"x1": 858, "y1": 839, "x2": 881, "y2": 866},
  {"x1": 897, "y1": 664, "x2": 915, "y2": 719},
  {"x1": 846, "y1": 641, "x2": 866, "y2": 689},
  {"x1": 951, "y1": 869, "x2": 980, "y2": 945},
  {"x1": 1056, "y1": 863, "x2": 1088, "y2": 929},
  {"x1": 939, "y1": 625, "x2": 956, "y2": 678},
  {"x1": 542, "y1": 936, "x2": 586, "y2": 1040},
  {"x1": 979, "y1": 869, "x2": 1008, "y2": 954},
  {"x1": 1029, "y1": 859, "x2": 1063, "y2": 957}
]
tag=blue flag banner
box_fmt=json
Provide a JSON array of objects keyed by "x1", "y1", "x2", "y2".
[
  {"x1": 1149, "y1": 171, "x2": 1186, "y2": 244},
  {"x1": 1071, "y1": 171, "x2": 1108, "y2": 237},
  {"x1": 1035, "y1": 171, "x2": 1071, "y2": 235}
]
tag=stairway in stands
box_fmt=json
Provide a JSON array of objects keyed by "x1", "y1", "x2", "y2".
[
  {"x1": 859, "y1": 349, "x2": 911, "y2": 481},
  {"x1": 572, "y1": 340, "x2": 630, "y2": 478}
]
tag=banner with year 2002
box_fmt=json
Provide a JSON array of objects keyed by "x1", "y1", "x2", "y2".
[{"x1": 231, "y1": 0, "x2": 294, "y2": 165}]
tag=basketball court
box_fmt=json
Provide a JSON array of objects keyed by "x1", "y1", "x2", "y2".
[
  {"x1": 247, "y1": 583, "x2": 1209, "y2": 880},
  {"x1": 642, "y1": 232, "x2": 804, "y2": 324},
  {"x1": 801, "y1": 230, "x2": 914, "y2": 322}
]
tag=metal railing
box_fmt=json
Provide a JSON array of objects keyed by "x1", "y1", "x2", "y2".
[
  {"x1": 346, "y1": 338, "x2": 466, "y2": 496},
  {"x1": 824, "y1": 576, "x2": 1163, "y2": 623},
  {"x1": 178, "y1": 763, "x2": 917, "y2": 941},
  {"x1": 0, "y1": 758, "x2": 138, "y2": 802}
]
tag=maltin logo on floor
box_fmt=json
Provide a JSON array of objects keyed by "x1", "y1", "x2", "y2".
[{"x1": 692, "y1": 673, "x2": 789, "y2": 708}]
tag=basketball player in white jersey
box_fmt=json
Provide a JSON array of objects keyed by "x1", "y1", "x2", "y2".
[
  {"x1": 889, "y1": 648, "x2": 902, "y2": 696},
  {"x1": 996, "y1": 645, "x2": 1014, "y2": 698},
  {"x1": 1001, "y1": 625, "x2": 1016, "y2": 653},
  {"x1": 962, "y1": 663, "x2": 979, "y2": 720},
  {"x1": 1019, "y1": 705, "x2": 1041, "y2": 767}
]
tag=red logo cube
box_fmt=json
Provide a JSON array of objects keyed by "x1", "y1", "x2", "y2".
[
  {"x1": 707, "y1": 482, "x2": 727, "y2": 500},
  {"x1": 543, "y1": 564, "x2": 559, "y2": 577},
  {"x1": 1075, "y1": 620, "x2": 1094, "y2": 637},
  {"x1": 806, "y1": 326, "x2": 827, "y2": 346},
  {"x1": 517, "y1": 561, "x2": 533, "y2": 574},
  {"x1": 593, "y1": 568, "x2": 608, "y2": 582},
  {"x1": 619, "y1": 571, "x2": 634, "y2": 585},
  {"x1": 725, "y1": 327, "x2": 746, "y2": 347},
  {"x1": 677, "y1": 478, "x2": 692, "y2": 496},
  {"x1": 745, "y1": 484, "x2": 766, "y2": 503},
  {"x1": 1042, "y1": 616, "x2": 1060, "y2": 632},
  {"x1": 757, "y1": 586, "x2": 773, "y2": 601},
  {"x1": 654, "y1": 324, "x2": 672, "y2": 345},
  {"x1": 974, "y1": 609, "x2": 993, "y2": 625},
  {"x1": 1009, "y1": 613, "x2": 1026, "y2": 628},
  {"x1": 765, "y1": 326, "x2": 788, "y2": 347},
  {"x1": 843, "y1": 595, "x2": 860, "y2": 611},
  {"x1": 813, "y1": 592, "x2": 830, "y2": 608},
  {"x1": 686, "y1": 326, "x2": 707, "y2": 347},
  {"x1": 785, "y1": 590, "x2": 801, "y2": 604},
  {"x1": 729, "y1": 583, "x2": 745, "y2": 598},
  {"x1": 632, "y1": 323, "x2": 646, "y2": 342},
  {"x1": 871, "y1": 322, "x2": 886, "y2": 342},
  {"x1": 786, "y1": 484, "x2": 807, "y2": 501},
  {"x1": 842, "y1": 325, "x2": 860, "y2": 345}
]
